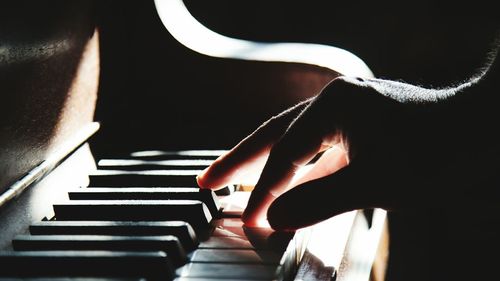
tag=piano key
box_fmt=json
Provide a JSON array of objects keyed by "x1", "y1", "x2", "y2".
[
  {"x1": 13, "y1": 235, "x2": 187, "y2": 267},
  {"x1": 213, "y1": 185, "x2": 235, "y2": 196},
  {"x1": 53, "y1": 200, "x2": 212, "y2": 231},
  {"x1": 193, "y1": 219, "x2": 303, "y2": 280},
  {"x1": 211, "y1": 227, "x2": 276, "y2": 238},
  {"x1": 176, "y1": 263, "x2": 281, "y2": 280},
  {"x1": 129, "y1": 150, "x2": 225, "y2": 160},
  {"x1": 0, "y1": 251, "x2": 174, "y2": 280},
  {"x1": 211, "y1": 219, "x2": 295, "y2": 250},
  {"x1": 0, "y1": 277, "x2": 146, "y2": 281},
  {"x1": 29, "y1": 221, "x2": 199, "y2": 251},
  {"x1": 174, "y1": 278, "x2": 260, "y2": 281},
  {"x1": 198, "y1": 236, "x2": 292, "y2": 252},
  {"x1": 88, "y1": 170, "x2": 201, "y2": 187},
  {"x1": 97, "y1": 159, "x2": 213, "y2": 171},
  {"x1": 199, "y1": 236, "x2": 254, "y2": 249},
  {"x1": 68, "y1": 188, "x2": 220, "y2": 217},
  {"x1": 205, "y1": 219, "x2": 295, "y2": 252},
  {"x1": 211, "y1": 218, "x2": 274, "y2": 237},
  {"x1": 189, "y1": 249, "x2": 282, "y2": 264},
  {"x1": 88, "y1": 170, "x2": 235, "y2": 195},
  {"x1": 218, "y1": 191, "x2": 251, "y2": 217}
]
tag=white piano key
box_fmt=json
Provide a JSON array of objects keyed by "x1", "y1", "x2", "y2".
[
  {"x1": 176, "y1": 263, "x2": 281, "y2": 280},
  {"x1": 190, "y1": 249, "x2": 282, "y2": 264}
]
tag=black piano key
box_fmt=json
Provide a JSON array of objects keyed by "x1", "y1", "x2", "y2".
[
  {"x1": 13, "y1": 235, "x2": 187, "y2": 267},
  {"x1": 88, "y1": 170, "x2": 235, "y2": 195},
  {"x1": 53, "y1": 200, "x2": 212, "y2": 231},
  {"x1": 29, "y1": 221, "x2": 199, "y2": 251},
  {"x1": 68, "y1": 188, "x2": 220, "y2": 217},
  {"x1": 0, "y1": 251, "x2": 174, "y2": 281},
  {"x1": 86, "y1": 185, "x2": 235, "y2": 197},
  {"x1": 0, "y1": 277, "x2": 146, "y2": 281},
  {"x1": 97, "y1": 159, "x2": 213, "y2": 171},
  {"x1": 213, "y1": 185, "x2": 235, "y2": 196},
  {"x1": 88, "y1": 170, "x2": 201, "y2": 187}
]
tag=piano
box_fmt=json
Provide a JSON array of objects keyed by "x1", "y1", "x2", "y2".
[{"x1": 0, "y1": 0, "x2": 387, "y2": 280}]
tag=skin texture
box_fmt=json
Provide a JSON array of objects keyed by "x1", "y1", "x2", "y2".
[{"x1": 197, "y1": 46, "x2": 500, "y2": 231}]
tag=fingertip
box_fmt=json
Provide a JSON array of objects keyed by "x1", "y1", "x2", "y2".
[
  {"x1": 242, "y1": 203, "x2": 265, "y2": 227},
  {"x1": 241, "y1": 213, "x2": 260, "y2": 227},
  {"x1": 196, "y1": 162, "x2": 232, "y2": 190},
  {"x1": 196, "y1": 167, "x2": 225, "y2": 189},
  {"x1": 195, "y1": 177, "x2": 210, "y2": 189}
]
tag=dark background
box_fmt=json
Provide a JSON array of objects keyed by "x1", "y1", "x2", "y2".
[
  {"x1": 93, "y1": 0, "x2": 500, "y2": 156},
  {"x1": 92, "y1": 1, "x2": 500, "y2": 281}
]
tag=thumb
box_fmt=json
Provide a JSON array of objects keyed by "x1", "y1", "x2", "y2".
[{"x1": 267, "y1": 161, "x2": 380, "y2": 231}]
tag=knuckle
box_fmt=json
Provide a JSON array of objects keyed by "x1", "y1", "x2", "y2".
[{"x1": 318, "y1": 76, "x2": 369, "y2": 105}]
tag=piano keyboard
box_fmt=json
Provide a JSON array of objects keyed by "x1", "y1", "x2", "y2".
[
  {"x1": 0, "y1": 144, "x2": 386, "y2": 281},
  {"x1": 0, "y1": 147, "x2": 310, "y2": 280}
]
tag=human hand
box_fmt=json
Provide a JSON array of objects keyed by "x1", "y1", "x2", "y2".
[{"x1": 197, "y1": 76, "x2": 485, "y2": 230}]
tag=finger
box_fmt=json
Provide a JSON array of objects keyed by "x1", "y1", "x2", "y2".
[
  {"x1": 197, "y1": 98, "x2": 313, "y2": 190},
  {"x1": 267, "y1": 161, "x2": 378, "y2": 231},
  {"x1": 289, "y1": 145, "x2": 348, "y2": 187},
  {"x1": 242, "y1": 91, "x2": 343, "y2": 226},
  {"x1": 242, "y1": 145, "x2": 347, "y2": 227}
]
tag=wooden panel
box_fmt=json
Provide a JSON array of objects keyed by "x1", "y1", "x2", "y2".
[{"x1": 0, "y1": 1, "x2": 99, "y2": 193}]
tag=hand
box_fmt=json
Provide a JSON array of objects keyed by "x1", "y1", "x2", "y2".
[{"x1": 197, "y1": 76, "x2": 491, "y2": 230}]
